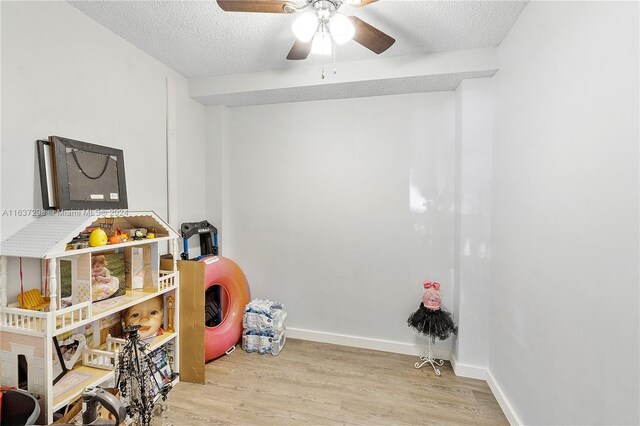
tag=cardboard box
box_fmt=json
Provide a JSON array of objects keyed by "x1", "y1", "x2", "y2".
[{"x1": 161, "y1": 258, "x2": 206, "y2": 384}]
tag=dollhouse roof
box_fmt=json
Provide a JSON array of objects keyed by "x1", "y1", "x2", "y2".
[{"x1": 0, "y1": 211, "x2": 178, "y2": 259}]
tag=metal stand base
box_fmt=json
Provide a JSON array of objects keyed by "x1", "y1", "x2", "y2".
[{"x1": 414, "y1": 337, "x2": 444, "y2": 376}]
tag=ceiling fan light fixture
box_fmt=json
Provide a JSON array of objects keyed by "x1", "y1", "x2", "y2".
[
  {"x1": 329, "y1": 13, "x2": 355, "y2": 44},
  {"x1": 292, "y1": 11, "x2": 318, "y2": 42},
  {"x1": 311, "y1": 31, "x2": 332, "y2": 55}
]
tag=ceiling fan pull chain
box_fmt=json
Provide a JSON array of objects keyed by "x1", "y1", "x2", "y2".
[{"x1": 333, "y1": 39, "x2": 337, "y2": 75}]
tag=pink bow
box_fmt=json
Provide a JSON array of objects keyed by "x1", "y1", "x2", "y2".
[{"x1": 423, "y1": 281, "x2": 440, "y2": 290}]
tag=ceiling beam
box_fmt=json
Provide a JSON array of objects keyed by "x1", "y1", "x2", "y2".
[{"x1": 189, "y1": 47, "x2": 498, "y2": 106}]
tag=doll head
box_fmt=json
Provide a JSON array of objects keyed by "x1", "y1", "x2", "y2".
[
  {"x1": 422, "y1": 280, "x2": 442, "y2": 311},
  {"x1": 92, "y1": 255, "x2": 107, "y2": 272},
  {"x1": 123, "y1": 296, "x2": 164, "y2": 339}
]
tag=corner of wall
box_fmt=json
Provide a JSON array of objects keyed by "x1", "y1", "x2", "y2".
[
  {"x1": 451, "y1": 76, "x2": 494, "y2": 372},
  {"x1": 449, "y1": 351, "x2": 487, "y2": 381},
  {"x1": 204, "y1": 105, "x2": 230, "y2": 249},
  {"x1": 486, "y1": 369, "x2": 522, "y2": 426}
]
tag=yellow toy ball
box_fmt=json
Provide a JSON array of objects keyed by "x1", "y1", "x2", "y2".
[{"x1": 89, "y1": 229, "x2": 108, "y2": 247}]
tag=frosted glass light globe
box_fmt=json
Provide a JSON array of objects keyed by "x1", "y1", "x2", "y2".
[
  {"x1": 329, "y1": 13, "x2": 355, "y2": 44},
  {"x1": 292, "y1": 11, "x2": 318, "y2": 43}
]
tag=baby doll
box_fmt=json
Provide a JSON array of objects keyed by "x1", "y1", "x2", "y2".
[
  {"x1": 407, "y1": 280, "x2": 457, "y2": 341},
  {"x1": 122, "y1": 296, "x2": 164, "y2": 341},
  {"x1": 91, "y1": 255, "x2": 120, "y2": 301}
]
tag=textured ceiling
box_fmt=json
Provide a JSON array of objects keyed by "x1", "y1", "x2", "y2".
[{"x1": 68, "y1": 0, "x2": 527, "y2": 79}]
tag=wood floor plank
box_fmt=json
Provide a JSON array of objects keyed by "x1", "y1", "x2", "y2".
[{"x1": 166, "y1": 338, "x2": 507, "y2": 425}]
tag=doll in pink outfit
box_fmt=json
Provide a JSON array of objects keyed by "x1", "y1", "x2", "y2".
[{"x1": 408, "y1": 279, "x2": 457, "y2": 341}]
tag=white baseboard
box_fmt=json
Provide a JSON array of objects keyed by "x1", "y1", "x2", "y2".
[
  {"x1": 287, "y1": 327, "x2": 451, "y2": 360},
  {"x1": 449, "y1": 352, "x2": 487, "y2": 380},
  {"x1": 486, "y1": 369, "x2": 522, "y2": 426}
]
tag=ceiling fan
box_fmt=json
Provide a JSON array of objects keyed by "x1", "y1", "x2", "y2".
[{"x1": 216, "y1": 0, "x2": 396, "y2": 60}]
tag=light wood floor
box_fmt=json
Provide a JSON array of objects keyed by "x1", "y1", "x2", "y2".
[{"x1": 165, "y1": 339, "x2": 507, "y2": 425}]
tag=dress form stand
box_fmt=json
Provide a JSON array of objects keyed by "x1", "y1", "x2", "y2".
[{"x1": 414, "y1": 321, "x2": 444, "y2": 376}]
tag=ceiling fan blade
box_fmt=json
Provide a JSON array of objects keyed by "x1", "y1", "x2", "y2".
[
  {"x1": 217, "y1": 0, "x2": 295, "y2": 13},
  {"x1": 350, "y1": 16, "x2": 395, "y2": 54},
  {"x1": 286, "y1": 39, "x2": 312, "y2": 60},
  {"x1": 348, "y1": 0, "x2": 379, "y2": 8}
]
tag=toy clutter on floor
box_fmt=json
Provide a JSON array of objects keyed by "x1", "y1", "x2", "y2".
[{"x1": 242, "y1": 299, "x2": 287, "y2": 355}]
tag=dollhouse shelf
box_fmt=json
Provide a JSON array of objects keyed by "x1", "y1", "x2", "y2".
[
  {"x1": 1, "y1": 271, "x2": 177, "y2": 337},
  {"x1": 57, "y1": 236, "x2": 174, "y2": 258},
  {"x1": 0, "y1": 211, "x2": 181, "y2": 424},
  {"x1": 52, "y1": 365, "x2": 115, "y2": 411},
  {"x1": 52, "y1": 332, "x2": 178, "y2": 411},
  {"x1": 57, "y1": 285, "x2": 177, "y2": 336},
  {"x1": 0, "y1": 211, "x2": 175, "y2": 259}
]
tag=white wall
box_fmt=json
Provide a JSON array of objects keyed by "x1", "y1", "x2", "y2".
[
  {"x1": 452, "y1": 78, "x2": 493, "y2": 378},
  {"x1": 490, "y1": 2, "x2": 639, "y2": 424},
  {"x1": 223, "y1": 93, "x2": 456, "y2": 354},
  {"x1": 1, "y1": 1, "x2": 206, "y2": 295},
  {"x1": 175, "y1": 81, "x2": 207, "y2": 256},
  {"x1": 204, "y1": 105, "x2": 229, "y2": 252},
  {"x1": 0, "y1": 0, "x2": 206, "y2": 237}
]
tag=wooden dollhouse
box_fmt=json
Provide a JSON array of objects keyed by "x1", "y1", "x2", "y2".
[{"x1": 0, "y1": 211, "x2": 180, "y2": 424}]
